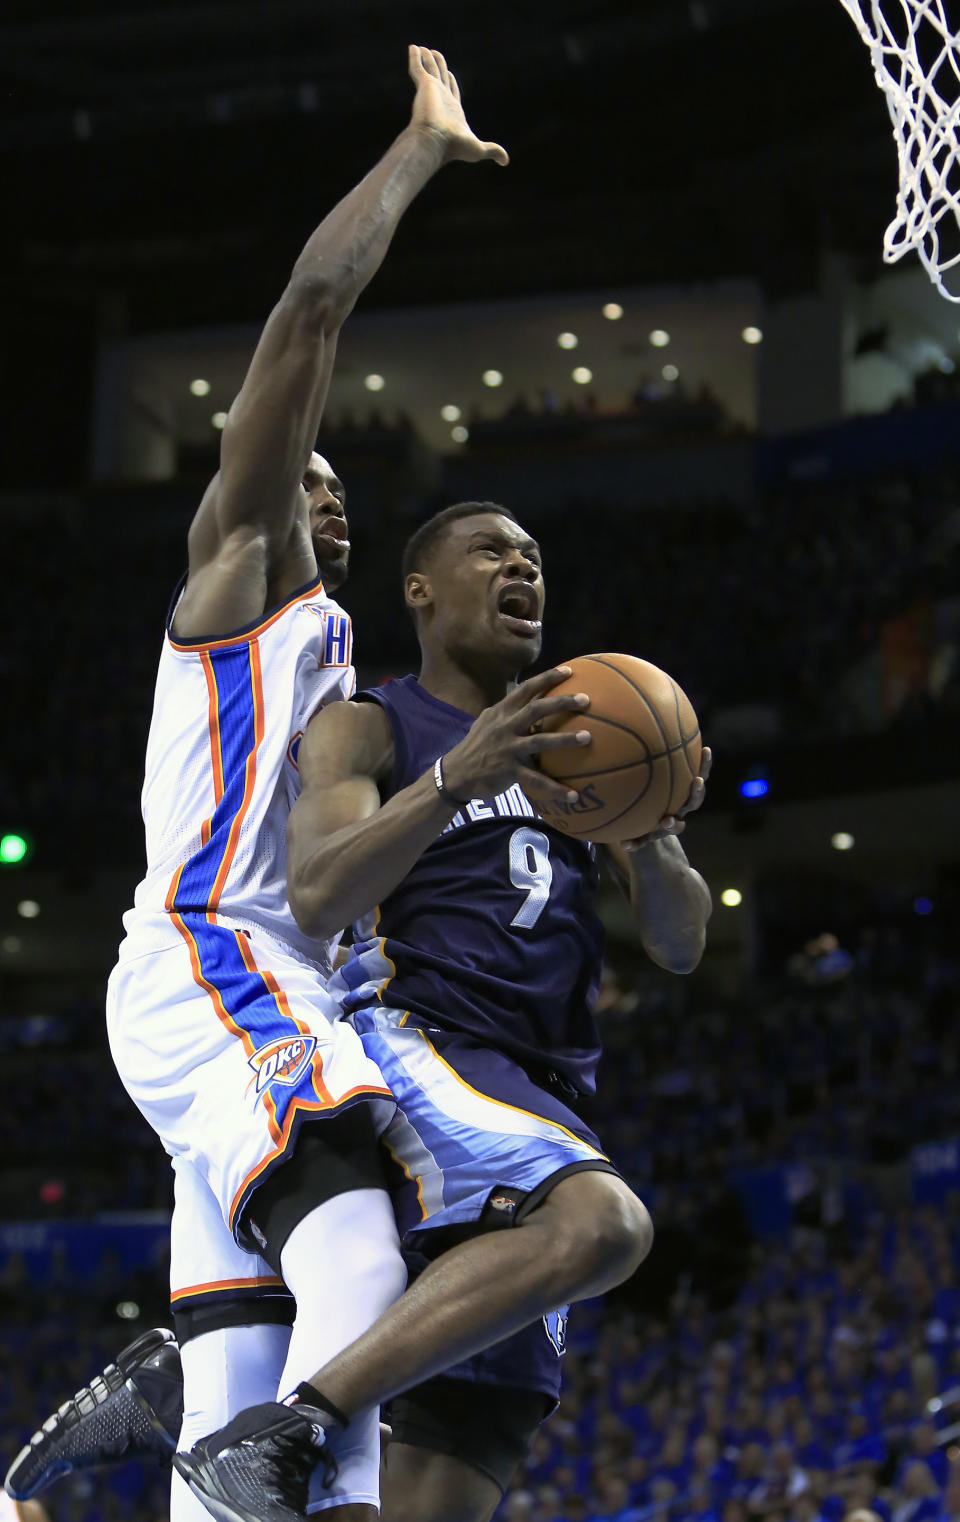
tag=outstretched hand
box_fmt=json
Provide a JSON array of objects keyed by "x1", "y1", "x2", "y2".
[
  {"x1": 408, "y1": 45, "x2": 509, "y2": 167},
  {"x1": 622, "y1": 746, "x2": 713, "y2": 852}
]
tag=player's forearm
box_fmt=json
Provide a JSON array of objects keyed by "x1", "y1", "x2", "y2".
[
  {"x1": 289, "y1": 769, "x2": 456, "y2": 941},
  {"x1": 623, "y1": 835, "x2": 712, "y2": 974},
  {"x1": 288, "y1": 125, "x2": 446, "y2": 330}
]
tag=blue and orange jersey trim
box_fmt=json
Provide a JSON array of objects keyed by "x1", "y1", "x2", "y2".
[
  {"x1": 165, "y1": 638, "x2": 264, "y2": 919},
  {"x1": 166, "y1": 571, "x2": 326, "y2": 654}
]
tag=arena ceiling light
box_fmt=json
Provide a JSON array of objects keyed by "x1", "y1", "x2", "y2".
[
  {"x1": 17, "y1": 900, "x2": 39, "y2": 919},
  {"x1": 603, "y1": 303, "x2": 624, "y2": 320},
  {"x1": 739, "y1": 778, "x2": 769, "y2": 799},
  {"x1": 1, "y1": 936, "x2": 21, "y2": 954},
  {"x1": 720, "y1": 888, "x2": 743, "y2": 907},
  {"x1": 649, "y1": 329, "x2": 670, "y2": 347},
  {"x1": 557, "y1": 332, "x2": 578, "y2": 350},
  {"x1": 831, "y1": 832, "x2": 855, "y2": 851},
  {"x1": 189, "y1": 378, "x2": 211, "y2": 397},
  {"x1": 571, "y1": 366, "x2": 593, "y2": 384},
  {"x1": 742, "y1": 326, "x2": 764, "y2": 345},
  {"x1": 440, "y1": 404, "x2": 461, "y2": 422},
  {"x1": 363, "y1": 373, "x2": 385, "y2": 391},
  {"x1": 451, "y1": 425, "x2": 469, "y2": 443},
  {"x1": 0, "y1": 833, "x2": 29, "y2": 865},
  {"x1": 662, "y1": 364, "x2": 679, "y2": 382},
  {"x1": 211, "y1": 412, "x2": 227, "y2": 430},
  {"x1": 482, "y1": 369, "x2": 503, "y2": 387}
]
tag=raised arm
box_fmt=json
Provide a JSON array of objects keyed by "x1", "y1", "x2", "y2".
[
  {"x1": 287, "y1": 671, "x2": 593, "y2": 941},
  {"x1": 604, "y1": 748, "x2": 714, "y2": 974},
  {"x1": 175, "y1": 46, "x2": 508, "y2": 638}
]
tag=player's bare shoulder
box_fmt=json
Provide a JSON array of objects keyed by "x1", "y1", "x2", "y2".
[{"x1": 170, "y1": 474, "x2": 312, "y2": 643}]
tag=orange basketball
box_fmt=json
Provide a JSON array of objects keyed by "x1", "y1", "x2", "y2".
[{"x1": 535, "y1": 654, "x2": 702, "y2": 844}]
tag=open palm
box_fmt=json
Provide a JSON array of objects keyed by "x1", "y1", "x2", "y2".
[{"x1": 408, "y1": 45, "x2": 509, "y2": 167}]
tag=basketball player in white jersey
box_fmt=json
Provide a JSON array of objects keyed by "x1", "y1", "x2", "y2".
[{"x1": 6, "y1": 44, "x2": 519, "y2": 1522}]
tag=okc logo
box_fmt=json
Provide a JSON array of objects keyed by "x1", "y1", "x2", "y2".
[{"x1": 247, "y1": 1035, "x2": 317, "y2": 1097}]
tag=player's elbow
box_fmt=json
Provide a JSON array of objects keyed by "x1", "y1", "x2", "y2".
[
  {"x1": 288, "y1": 876, "x2": 341, "y2": 943},
  {"x1": 283, "y1": 270, "x2": 346, "y2": 339},
  {"x1": 287, "y1": 845, "x2": 342, "y2": 942},
  {"x1": 646, "y1": 927, "x2": 706, "y2": 975}
]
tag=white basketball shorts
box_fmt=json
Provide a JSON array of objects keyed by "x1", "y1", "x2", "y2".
[{"x1": 107, "y1": 911, "x2": 393, "y2": 1247}]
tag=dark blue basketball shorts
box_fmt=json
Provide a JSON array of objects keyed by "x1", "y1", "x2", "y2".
[{"x1": 349, "y1": 1008, "x2": 620, "y2": 1402}]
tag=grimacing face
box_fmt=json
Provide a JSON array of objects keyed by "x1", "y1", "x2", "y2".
[
  {"x1": 302, "y1": 452, "x2": 349, "y2": 589},
  {"x1": 408, "y1": 512, "x2": 545, "y2": 672}
]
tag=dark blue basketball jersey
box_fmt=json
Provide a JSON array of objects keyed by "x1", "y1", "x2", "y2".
[{"x1": 335, "y1": 674, "x2": 606, "y2": 1094}]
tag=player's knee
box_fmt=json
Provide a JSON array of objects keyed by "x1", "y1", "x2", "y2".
[{"x1": 556, "y1": 1175, "x2": 653, "y2": 1292}]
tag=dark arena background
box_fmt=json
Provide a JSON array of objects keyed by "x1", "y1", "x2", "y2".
[{"x1": 4, "y1": 1, "x2": 960, "y2": 1519}]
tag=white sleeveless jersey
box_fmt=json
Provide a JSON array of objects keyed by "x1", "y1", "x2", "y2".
[{"x1": 124, "y1": 571, "x2": 354, "y2": 968}]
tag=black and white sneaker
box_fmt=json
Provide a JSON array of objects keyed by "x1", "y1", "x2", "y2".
[
  {"x1": 173, "y1": 1400, "x2": 334, "y2": 1522},
  {"x1": 5, "y1": 1327, "x2": 183, "y2": 1500}
]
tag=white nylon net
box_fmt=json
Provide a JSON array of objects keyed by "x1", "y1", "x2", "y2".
[{"x1": 838, "y1": 0, "x2": 960, "y2": 299}]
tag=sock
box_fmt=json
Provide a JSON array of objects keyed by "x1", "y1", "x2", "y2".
[{"x1": 282, "y1": 1384, "x2": 349, "y2": 1428}]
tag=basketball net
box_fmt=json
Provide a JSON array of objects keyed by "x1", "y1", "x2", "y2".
[{"x1": 838, "y1": 0, "x2": 960, "y2": 300}]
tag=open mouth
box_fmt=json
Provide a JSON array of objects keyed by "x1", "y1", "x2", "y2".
[
  {"x1": 496, "y1": 582, "x2": 542, "y2": 637},
  {"x1": 314, "y1": 517, "x2": 350, "y2": 554}
]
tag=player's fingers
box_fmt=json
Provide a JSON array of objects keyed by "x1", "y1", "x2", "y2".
[
  {"x1": 432, "y1": 50, "x2": 451, "y2": 89},
  {"x1": 522, "y1": 691, "x2": 590, "y2": 729},
  {"x1": 448, "y1": 68, "x2": 462, "y2": 102},
  {"x1": 523, "y1": 729, "x2": 591, "y2": 754},
  {"x1": 677, "y1": 778, "x2": 705, "y2": 817},
  {"x1": 509, "y1": 666, "x2": 575, "y2": 704},
  {"x1": 699, "y1": 746, "x2": 713, "y2": 782},
  {"x1": 517, "y1": 766, "x2": 579, "y2": 806},
  {"x1": 480, "y1": 140, "x2": 510, "y2": 167},
  {"x1": 408, "y1": 42, "x2": 427, "y2": 81},
  {"x1": 658, "y1": 817, "x2": 685, "y2": 836},
  {"x1": 418, "y1": 46, "x2": 441, "y2": 80}
]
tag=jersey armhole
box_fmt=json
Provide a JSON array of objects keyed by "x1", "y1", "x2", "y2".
[
  {"x1": 165, "y1": 570, "x2": 326, "y2": 653},
  {"x1": 353, "y1": 691, "x2": 408, "y2": 802}
]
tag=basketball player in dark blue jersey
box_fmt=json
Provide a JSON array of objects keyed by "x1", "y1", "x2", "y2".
[{"x1": 170, "y1": 500, "x2": 712, "y2": 1522}]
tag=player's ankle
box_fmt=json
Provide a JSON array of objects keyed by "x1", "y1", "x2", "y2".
[{"x1": 282, "y1": 1383, "x2": 350, "y2": 1429}]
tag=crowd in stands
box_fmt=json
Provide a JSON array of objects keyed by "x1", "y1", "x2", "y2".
[
  {"x1": 3, "y1": 457, "x2": 959, "y2": 846},
  {"x1": 4, "y1": 429, "x2": 960, "y2": 1519},
  {"x1": 458, "y1": 376, "x2": 730, "y2": 449},
  {"x1": 541, "y1": 466, "x2": 960, "y2": 743},
  {"x1": 3, "y1": 893, "x2": 960, "y2": 1520},
  {"x1": 509, "y1": 1194, "x2": 960, "y2": 1522}
]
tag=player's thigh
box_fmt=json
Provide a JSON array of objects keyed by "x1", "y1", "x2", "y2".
[
  {"x1": 109, "y1": 916, "x2": 391, "y2": 1249},
  {"x1": 381, "y1": 1445, "x2": 501, "y2": 1522}
]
